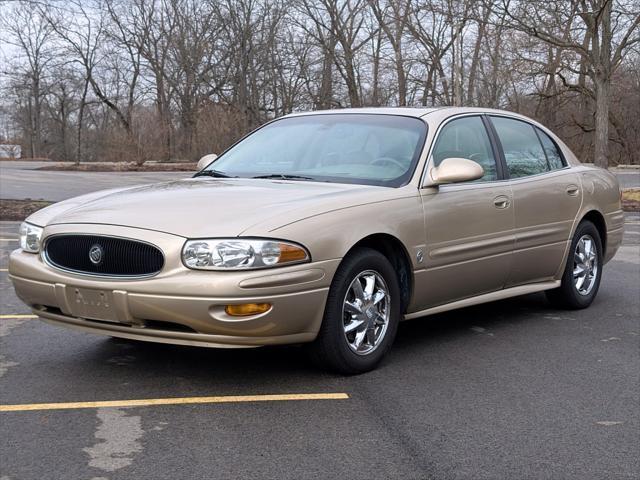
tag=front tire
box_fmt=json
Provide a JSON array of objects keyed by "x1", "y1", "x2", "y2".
[
  {"x1": 546, "y1": 220, "x2": 603, "y2": 309},
  {"x1": 308, "y1": 248, "x2": 401, "y2": 374}
]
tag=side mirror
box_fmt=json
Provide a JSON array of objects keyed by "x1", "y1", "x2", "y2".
[
  {"x1": 197, "y1": 153, "x2": 218, "y2": 171},
  {"x1": 429, "y1": 157, "x2": 484, "y2": 185}
]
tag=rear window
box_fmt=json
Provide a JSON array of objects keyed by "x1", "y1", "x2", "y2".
[
  {"x1": 536, "y1": 128, "x2": 565, "y2": 170},
  {"x1": 490, "y1": 116, "x2": 549, "y2": 178}
]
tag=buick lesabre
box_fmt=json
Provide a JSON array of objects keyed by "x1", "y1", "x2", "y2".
[{"x1": 9, "y1": 107, "x2": 624, "y2": 373}]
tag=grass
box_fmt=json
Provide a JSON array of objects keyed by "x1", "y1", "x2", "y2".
[
  {"x1": 622, "y1": 189, "x2": 640, "y2": 202},
  {"x1": 622, "y1": 188, "x2": 640, "y2": 212},
  {"x1": 0, "y1": 199, "x2": 53, "y2": 221},
  {"x1": 37, "y1": 161, "x2": 197, "y2": 172}
]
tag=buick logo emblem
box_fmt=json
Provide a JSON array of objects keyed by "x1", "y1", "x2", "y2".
[{"x1": 89, "y1": 244, "x2": 104, "y2": 265}]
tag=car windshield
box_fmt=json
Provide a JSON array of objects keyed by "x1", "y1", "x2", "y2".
[{"x1": 201, "y1": 114, "x2": 427, "y2": 187}]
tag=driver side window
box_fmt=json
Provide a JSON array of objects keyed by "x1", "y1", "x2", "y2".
[{"x1": 432, "y1": 116, "x2": 498, "y2": 182}]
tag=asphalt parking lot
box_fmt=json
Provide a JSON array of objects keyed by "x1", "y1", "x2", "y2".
[
  {"x1": 1, "y1": 160, "x2": 639, "y2": 479},
  {"x1": 0, "y1": 161, "x2": 189, "y2": 201},
  {"x1": 1, "y1": 215, "x2": 638, "y2": 479}
]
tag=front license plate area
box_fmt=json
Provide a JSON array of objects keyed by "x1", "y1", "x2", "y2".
[{"x1": 70, "y1": 288, "x2": 117, "y2": 323}]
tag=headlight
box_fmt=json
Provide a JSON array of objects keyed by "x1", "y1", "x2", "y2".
[
  {"x1": 182, "y1": 239, "x2": 309, "y2": 270},
  {"x1": 19, "y1": 222, "x2": 43, "y2": 253}
]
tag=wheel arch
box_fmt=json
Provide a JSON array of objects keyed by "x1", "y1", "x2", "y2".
[
  {"x1": 580, "y1": 209, "x2": 607, "y2": 256},
  {"x1": 346, "y1": 233, "x2": 414, "y2": 313}
]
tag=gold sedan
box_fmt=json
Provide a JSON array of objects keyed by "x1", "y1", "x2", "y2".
[{"x1": 9, "y1": 107, "x2": 624, "y2": 373}]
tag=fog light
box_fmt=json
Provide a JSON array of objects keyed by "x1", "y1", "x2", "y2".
[{"x1": 225, "y1": 303, "x2": 271, "y2": 317}]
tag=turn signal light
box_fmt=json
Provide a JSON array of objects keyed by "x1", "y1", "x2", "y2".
[
  {"x1": 278, "y1": 243, "x2": 309, "y2": 263},
  {"x1": 225, "y1": 303, "x2": 271, "y2": 317}
]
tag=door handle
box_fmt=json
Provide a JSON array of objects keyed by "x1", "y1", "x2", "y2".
[
  {"x1": 493, "y1": 195, "x2": 510, "y2": 209},
  {"x1": 566, "y1": 185, "x2": 580, "y2": 196}
]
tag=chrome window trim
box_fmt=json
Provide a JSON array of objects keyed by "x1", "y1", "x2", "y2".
[
  {"x1": 435, "y1": 165, "x2": 574, "y2": 192},
  {"x1": 419, "y1": 111, "x2": 574, "y2": 189},
  {"x1": 41, "y1": 233, "x2": 165, "y2": 280}
]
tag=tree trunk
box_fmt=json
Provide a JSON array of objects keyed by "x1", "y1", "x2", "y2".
[
  {"x1": 27, "y1": 95, "x2": 35, "y2": 158},
  {"x1": 392, "y1": 21, "x2": 407, "y2": 106},
  {"x1": 395, "y1": 43, "x2": 407, "y2": 106},
  {"x1": 593, "y1": 75, "x2": 609, "y2": 168},
  {"x1": 467, "y1": 13, "x2": 487, "y2": 105},
  {"x1": 60, "y1": 95, "x2": 68, "y2": 161},
  {"x1": 33, "y1": 73, "x2": 42, "y2": 158},
  {"x1": 318, "y1": 36, "x2": 336, "y2": 109},
  {"x1": 76, "y1": 78, "x2": 89, "y2": 166},
  {"x1": 371, "y1": 32, "x2": 381, "y2": 106},
  {"x1": 577, "y1": 31, "x2": 592, "y2": 160},
  {"x1": 343, "y1": 50, "x2": 361, "y2": 107},
  {"x1": 453, "y1": 27, "x2": 464, "y2": 106},
  {"x1": 154, "y1": 72, "x2": 172, "y2": 161}
]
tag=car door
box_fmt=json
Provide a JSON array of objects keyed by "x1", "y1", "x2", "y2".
[
  {"x1": 417, "y1": 115, "x2": 515, "y2": 309},
  {"x1": 488, "y1": 115, "x2": 582, "y2": 286}
]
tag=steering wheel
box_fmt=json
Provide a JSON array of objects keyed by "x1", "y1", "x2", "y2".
[
  {"x1": 468, "y1": 152, "x2": 484, "y2": 162},
  {"x1": 318, "y1": 151, "x2": 342, "y2": 167},
  {"x1": 371, "y1": 157, "x2": 406, "y2": 170}
]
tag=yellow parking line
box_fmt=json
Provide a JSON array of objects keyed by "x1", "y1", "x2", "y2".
[
  {"x1": 0, "y1": 393, "x2": 350, "y2": 412},
  {"x1": 0, "y1": 314, "x2": 37, "y2": 319}
]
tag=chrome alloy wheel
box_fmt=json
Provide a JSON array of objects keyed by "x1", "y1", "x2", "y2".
[
  {"x1": 342, "y1": 270, "x2": 391, "y2": 355},
  {"x1": 573, "y1": 234, "x2": 598, "y2": 296}
]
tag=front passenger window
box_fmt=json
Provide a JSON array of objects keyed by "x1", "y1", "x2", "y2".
[{"x1": 432, "y1": 116, "x2": 498, "y2": 182}]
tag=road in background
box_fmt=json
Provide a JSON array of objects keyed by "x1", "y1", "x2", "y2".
[
  {"x1": 0, "y1": 161, "x2": 189, "y2": 202},
  {"x1": 616, "y1": 169, "x2": 640, "y2": 189},
  {"x1": 1, "y1": 161, "x2": 638, "y2": 202}
]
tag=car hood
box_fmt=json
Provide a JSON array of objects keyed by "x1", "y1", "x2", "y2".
[{"x1": 37, "y1": 178, "x2": 394, "y2": 238}]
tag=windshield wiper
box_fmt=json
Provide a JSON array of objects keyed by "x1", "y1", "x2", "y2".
[
  {"x1": 252, "y1": 174, "x2": 315, "y2": 181},
  {"x1": 194, "y1": 169, "x2": 237, "y2": 178}
]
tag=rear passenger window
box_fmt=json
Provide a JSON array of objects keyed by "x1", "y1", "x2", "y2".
[
  {"x1": 536, "y1": 128, "x2": 565, "y2": 170},
  {"x1": 491, "y1": 116, "x2": 549, "y2": 178},
  {"x1": 432, "y1": 116, "x2": 498, "y2": 182}
]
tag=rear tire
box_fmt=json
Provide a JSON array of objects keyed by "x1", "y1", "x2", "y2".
[
  {"x1": 307, "y1": 247, "x2": 401, "y2": 374},
  {"x1": 546, "y1": 220, "x2": 603, "y2": 309}
]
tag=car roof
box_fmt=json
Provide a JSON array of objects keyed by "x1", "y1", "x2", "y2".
[
  {"x1": 283, "y1": 107, "x2": 443, "y2": 118},
  {"x1": 282, "y1": 106, "x2": 534, "y2": 120}
]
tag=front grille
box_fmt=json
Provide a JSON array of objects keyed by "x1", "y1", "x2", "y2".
[{"x1": 45, "y1": 235, "x2": 164, "y2": 277}]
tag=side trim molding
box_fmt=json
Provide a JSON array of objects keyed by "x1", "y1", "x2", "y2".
[{"x1": 404, "y1": 281, "x2": 560, "y2": 320}]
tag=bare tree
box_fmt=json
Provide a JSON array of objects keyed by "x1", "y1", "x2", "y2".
[
  {"x1": 496, "y1": 0, "x2": 640, "y2": 167},
  {"x1": 368, "y1": 0, "x2": 411, "y2": 105},
  {"x1": 1, "y1": 0, "x2": 638, "y2": 166},
  {"x1": 297, "y1": 0, "x2": 376, "y2": 107},
  {"x1": 1, "y1": 4, "x2": 54, "y2": 157}
]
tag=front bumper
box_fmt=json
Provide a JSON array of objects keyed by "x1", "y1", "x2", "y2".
[{"x1": 9, "y1": 224, "x2": 340, "y2": 347}]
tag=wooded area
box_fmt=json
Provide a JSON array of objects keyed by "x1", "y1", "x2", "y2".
[{"x1": 0, "y1": 0, "x2": 638, "y2": 167}]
